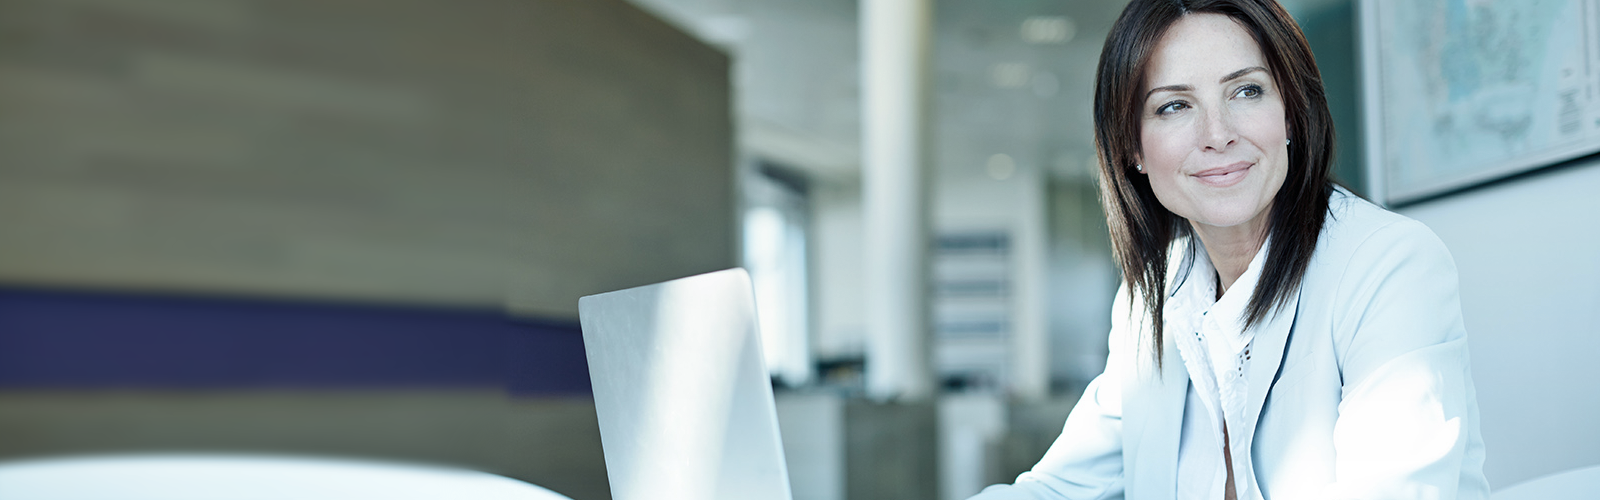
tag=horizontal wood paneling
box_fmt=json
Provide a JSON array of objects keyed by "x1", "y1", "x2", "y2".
[{"x1": 0, "y1": 0, "x2": 732, "y2": 317}]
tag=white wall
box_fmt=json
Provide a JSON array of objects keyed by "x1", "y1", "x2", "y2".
[
  {"x1": 1045, "y1": 178, "x2": 1117, "y2": 389},
  {"x1": 811, "y1": 179, "x2": 868, "y2": 360},
  {"x1": 1399, "y1": 160, "x2": 1600, "y2": 489}
]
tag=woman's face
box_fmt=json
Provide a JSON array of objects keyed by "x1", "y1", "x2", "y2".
[{"x1": 1138, "y1": 13, "x2": 1288, "y2": 234}]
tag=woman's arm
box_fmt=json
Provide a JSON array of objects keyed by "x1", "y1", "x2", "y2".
[
  {"x1": 1317, "y1": 219, "x2": 1488, "y2": 499},
  {"x1": 966, "y1": 284, "x2": 1136, "y2": 500}
]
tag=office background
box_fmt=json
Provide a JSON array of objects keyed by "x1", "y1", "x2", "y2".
[{"x1": 0, "y1": 0, "x2": 1594, "y2": 499}]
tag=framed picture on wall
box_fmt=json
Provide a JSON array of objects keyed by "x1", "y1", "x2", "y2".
[{"x1": 1358, "y1": 0, "x2": 1600, "y2": 206}]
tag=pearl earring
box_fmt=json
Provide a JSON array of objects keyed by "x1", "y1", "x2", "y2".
[
  {"x1": 1135, "y1": 164, "x2": 1143, "y2": 172},
  {"x1": 1286, "y1": 138, "x2": 1292, "y2": 145}
]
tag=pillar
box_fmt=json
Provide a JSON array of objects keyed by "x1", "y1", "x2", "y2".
[{"x1": 861, "y1": 0, "x2": 934, "y2": 401}]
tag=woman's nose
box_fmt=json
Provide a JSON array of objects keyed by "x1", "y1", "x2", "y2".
[{"x1": 1199, "y1": 106, "x2": 1238, "y2": 152}]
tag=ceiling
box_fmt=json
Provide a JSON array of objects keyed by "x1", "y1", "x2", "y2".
[{"x1": 625, "y1": 0, "x2": 1134, "y2": 184}]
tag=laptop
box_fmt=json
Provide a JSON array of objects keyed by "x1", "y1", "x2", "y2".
[{"x1": 577, "y1": 268, "x2": 793, "y2": 500}]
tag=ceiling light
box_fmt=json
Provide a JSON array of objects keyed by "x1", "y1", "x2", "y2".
[
  {"x1": 990, "y1": 63, "x2": 1030, "y2": 89},
  {"x1": 1021, "y1": 16, "x2": 1075, "y2": 44},
  {"x1": 986, "y1": 154, "x2": 1016, "y2": 181}
]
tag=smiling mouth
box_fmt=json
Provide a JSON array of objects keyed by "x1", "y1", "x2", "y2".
[{"x1": 1192, "y1": 162, "x2": 1252, "y2": 187}]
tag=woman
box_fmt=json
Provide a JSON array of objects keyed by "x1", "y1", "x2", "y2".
[{"x1": 970, "y1": 1, "x2": 1488, "y2": 499}]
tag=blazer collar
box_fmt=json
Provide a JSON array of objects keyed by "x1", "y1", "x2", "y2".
[
  {"x1": 1126, "y1": 239, "x2": 1302, "y2": 500},
  {"x1": 1161, "y1": 234, "x2": 1301, "y2": 434},
  {"x1": 1126, "y1": 290, "x2": 1300, "y2": 500}
]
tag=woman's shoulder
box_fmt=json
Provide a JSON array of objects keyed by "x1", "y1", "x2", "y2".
[
  {"x1": 1300, "y1": 187, "x2": 1460, "y2": 317},
  {"x1": 1317, "y1": 187, "x2": 1453, "y2": 268},
  {"x1": 1307, "y1": 188, "x2": 1470, "y2": 384}
]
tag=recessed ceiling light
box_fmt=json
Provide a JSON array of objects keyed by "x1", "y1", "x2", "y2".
[
  {"x1": 990, "y1": 62, "x2": 1030, "y2": 89},
  {"x1": 1021, "y1": 16, "x2": 1075, "y2": 44},
  {"x1": 986, "y1": 153, "x2": 1016, "y2": 180}
]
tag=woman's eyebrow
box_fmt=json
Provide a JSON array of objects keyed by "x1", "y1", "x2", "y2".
[
  {"x1": 1143, "y1": 66, "x2": 1270, "y2": 102},
  {"x1": 1144, "y1": 84, "x2": 1191, "y2": 102},
  {"x1": 1220, "y1": 66, "x2": 1268, "y2": 83}
]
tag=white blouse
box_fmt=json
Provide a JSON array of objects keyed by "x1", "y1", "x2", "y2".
[{"x1": 1167, "y1": 238, "x2": 1270, "y2": 500}]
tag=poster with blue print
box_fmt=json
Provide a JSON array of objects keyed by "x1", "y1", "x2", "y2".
[{"x1": 1360, "y1": 0, "x2": 1600, "y2": 205}]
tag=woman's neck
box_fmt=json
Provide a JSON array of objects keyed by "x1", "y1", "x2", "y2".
[{"x1": 1192, "y1": 221, "x2": 1267, "y2": 295}]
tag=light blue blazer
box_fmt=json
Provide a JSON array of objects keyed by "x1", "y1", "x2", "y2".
[{"x1": 972, "y1": 189, "x2": 1489, "y2": 500}]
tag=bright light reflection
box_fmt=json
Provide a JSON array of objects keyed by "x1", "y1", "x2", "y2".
[
  {"x1": 619, "y1": 275, "x2": 751, "y2": 500},
  {"x1": 744, "y1": 206, "x2": 811, "y2": 386}
]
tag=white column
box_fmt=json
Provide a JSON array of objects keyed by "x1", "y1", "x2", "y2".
[
  {"x1": 1011, "y1": 167, "x2": 1050, "y2": 400},
  {"x1": 862, "y1": 0, "x2": 934, "y2": 400}
]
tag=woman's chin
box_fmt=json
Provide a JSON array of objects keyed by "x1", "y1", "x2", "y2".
[{"x1": 1184, "y1": 205, "x2": 1271, "y2": 233}]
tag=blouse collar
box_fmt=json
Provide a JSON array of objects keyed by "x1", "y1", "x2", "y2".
[{"x1": 1166, "y1": 236, "x2": 1273, "y2": 346}]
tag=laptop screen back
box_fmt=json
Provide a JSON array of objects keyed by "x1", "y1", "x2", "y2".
[{"x1": 577, "y1": 269, "x2": 793, "y2": 500}]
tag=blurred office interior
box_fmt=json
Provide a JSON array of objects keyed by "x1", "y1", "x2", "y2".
[{"x1": 0, "y1": 0, "x2": 1595, "y2": 499}]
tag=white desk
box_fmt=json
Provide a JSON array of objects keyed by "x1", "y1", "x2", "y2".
[
  {"x1": 0, "y1": 454, "x2": 572, "y2": 500},
  {"x1": 1493, "y1": 465, "x2": 1600, "y2": 500}
]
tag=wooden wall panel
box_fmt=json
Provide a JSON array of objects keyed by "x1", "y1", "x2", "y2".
[{"x1": 0, "y1": 0, "x2": 733, "y2": 317}]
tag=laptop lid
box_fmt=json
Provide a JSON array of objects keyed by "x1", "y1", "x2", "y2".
[{"x1": 577, "y1": 268, "x2": 793, "y2": 500}]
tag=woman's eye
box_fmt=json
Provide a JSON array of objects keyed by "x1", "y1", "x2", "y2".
[
  {"x1": 1235, "y1": 84, "x2": 1263, "y2": 99},
  {"x1": 1156, "y1": 101, "x2": 1188, "y2": 115}
]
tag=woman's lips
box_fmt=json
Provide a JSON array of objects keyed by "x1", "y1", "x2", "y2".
[{"x1": 1192, "y1": 162, "x2": 1252, "y2": 187}]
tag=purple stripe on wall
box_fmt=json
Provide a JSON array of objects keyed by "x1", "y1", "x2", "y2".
[{"x1": 0, "y1": 287, "x2": 590, "y2": 396}]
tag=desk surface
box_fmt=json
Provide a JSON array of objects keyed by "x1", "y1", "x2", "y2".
[{"x1": 0, "y1": 454, "x2": 573, "y2": 500}]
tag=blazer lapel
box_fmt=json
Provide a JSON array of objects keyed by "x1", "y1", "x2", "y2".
[
  {"x1": 1244, "y1": 288, "x2": 1300, "y2": 432},
  {"x1": 1231, "y1": 288, "x2": 1300, "y2": 499},
  {"x1": 1123, "y1": 331, "x2": 1189, "y2": 500}
]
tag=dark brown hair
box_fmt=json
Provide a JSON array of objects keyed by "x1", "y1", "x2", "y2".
[{"x1": 1093, "y1": 0, "x2": 1334, "y2": 364}]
